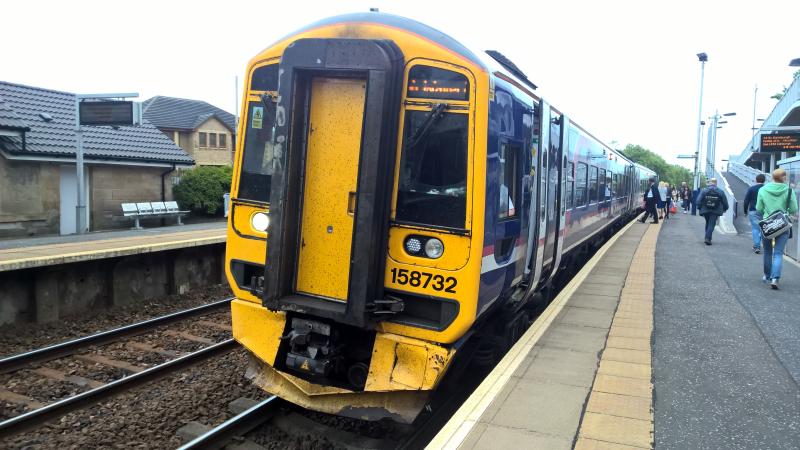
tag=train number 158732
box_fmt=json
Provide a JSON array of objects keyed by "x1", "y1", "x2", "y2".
[{"x1": 389, "y1": 268, "x2": 457, "y2": 293}]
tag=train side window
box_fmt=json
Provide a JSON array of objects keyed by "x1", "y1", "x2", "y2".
[
  {"x1": 605, "y1": 170, "x2": 612, "y2": 200},
  {"x1": 598, "y1": 169, "x2": 606, "y2": 202},
  {"x1": 566, "y1": 162, "x2": 575, "y2": 209},
  {"x1": 589, "y1": 166, "x2": 598, "y2": 203},
  {"x1": 575, "y1": 162, "x2": 587, "y2": 206},
  {"x1": 396, "y1": 111, "x2": 468, "y2": 229},
  {"x1": 237, "y1": 100, "x2": 274, "y2": 202},
  {"x1": 498, "y1": 141, "x2": 520, "y2": 219},
  {"x1": 612, "y1": 173, "x2": 619, "y2": 198}
]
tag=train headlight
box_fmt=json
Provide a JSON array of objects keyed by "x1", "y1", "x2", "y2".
[
  {"x1": 405, "y1": 237, "x2": 423, "y2": 255},
  {"x1": 424, "y1": 238, "x2": 444, "y2": 259},
  {"x1": 251, "y1": 212, "x2": 270, "y2": 232}
]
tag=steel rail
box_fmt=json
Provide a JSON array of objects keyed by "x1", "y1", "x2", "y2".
[
  {"x1": 177, "y1": 396, "x2": 282, "y2": 450},
  {"x1": 0, "y1": 297, "x2": 233, "y2": 374},
  {"x1": 0, "y1": 339, "x2": 239, "y2": 439}
]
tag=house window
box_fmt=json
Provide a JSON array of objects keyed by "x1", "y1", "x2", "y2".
[
  {"x1": 210, "y1": 133, "x2": 217, "y2": 148},
  {"x1": 199, "y1": 132, "x2": 207, "y2": 147},
  {"x1": 219, "y1": 133, "x2": 227, "y2": 149}
]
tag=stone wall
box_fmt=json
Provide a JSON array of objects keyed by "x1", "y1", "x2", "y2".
[
  {"x1": 0, "y1": 156, "x2": 60, "y2": 238},
  {"x1": 0, "y1": 243, "x2": 225, "y2": 325},
  {"x1": 90, "y1": 165, "x2": 176, "y2": 230},
  {"x1": 192, "y1": 117, "x2": 233, "y2": 166}
]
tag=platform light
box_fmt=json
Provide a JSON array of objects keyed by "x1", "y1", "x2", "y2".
[
  {"x1": 425, "y1": 238, "x2": 444, "y2": 259},
  {"x1": 251, "y1": 212, "x2": 270, "y2": 232}
]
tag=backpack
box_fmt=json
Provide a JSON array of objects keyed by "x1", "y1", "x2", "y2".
[{"x1": 704, "y1": 189, "x2": 721, "y2": 209}]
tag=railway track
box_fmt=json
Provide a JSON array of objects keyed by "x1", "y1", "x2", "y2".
[{"x1": 0, "y1": 297, "x2": 236, "y2": 439}]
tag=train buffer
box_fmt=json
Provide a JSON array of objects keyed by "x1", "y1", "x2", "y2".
[{"x1": 430, "y1": 213, "x2": 800, "y2": 449}]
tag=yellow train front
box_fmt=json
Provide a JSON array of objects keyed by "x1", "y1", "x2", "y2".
[{"x1": 225, "y1": 12, "x2": 648, "y2": 423}]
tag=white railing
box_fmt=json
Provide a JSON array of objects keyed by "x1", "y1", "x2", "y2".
[
  {"x1": 728, "y1": 161, "x2": 771, "y2": 186},
  {"x1": 714, "y1": 168, "x2": 738, "y2": 234}
]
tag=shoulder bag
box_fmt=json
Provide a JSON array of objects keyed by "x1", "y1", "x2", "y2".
[{"x1": 758, "y1": 190, "x2": 794, "y2": 240}]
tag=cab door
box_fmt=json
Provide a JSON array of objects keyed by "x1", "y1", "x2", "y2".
[{"x1": 295, "y1": 77, "x2": 366, "y2": 301}]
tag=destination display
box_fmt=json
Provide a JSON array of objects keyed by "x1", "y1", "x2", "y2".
[
  {"x1": 406, "y1": 65, "x2": 468, "y2": 101},
  {"x1": 760, "y1": 132, "x2": 800, "y2": 153},
  {"x1": 79, "y1": 101, "x2": 134, "y2": 126}
]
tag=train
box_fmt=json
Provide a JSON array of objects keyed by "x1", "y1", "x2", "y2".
[{"x1": 224, "y1": 12, "x2": 655, "y2": 423}]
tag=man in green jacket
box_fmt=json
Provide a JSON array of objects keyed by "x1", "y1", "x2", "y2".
[{"x1": 756, "y1": 168, "x2": 799, "y2": 289}]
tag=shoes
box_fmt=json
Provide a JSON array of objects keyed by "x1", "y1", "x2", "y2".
[
  {"x1": 753, "y1": 247, "x2": 761, "y2": 254},
  {"x1": 704, "y1": 239, "x2": 711, "y2": 245},
  {"x1": 638, "y1": 219, "x2": 646, "y2": 223},
  {"x1": 650, "y1": 221, "x2": 658, "y2": 224},
  {"x1": 771, "y1": 278, "x2": 779, "y2": 290},
  {"x1": 762, "y1": 275, "x2": 769, "y2": 283}
]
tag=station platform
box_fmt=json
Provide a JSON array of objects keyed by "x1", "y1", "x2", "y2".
[
  {"x1": 431, "y1": 212, "x2": 800, "y2": 449},
  {"x1": 0, "y1": 222, "x2": 226, "y2": 272}
]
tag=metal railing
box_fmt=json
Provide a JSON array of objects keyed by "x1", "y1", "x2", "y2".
[
  {"x1": 728, "y1": 161, "x2": 771, "y2": 186},
  {"x1": 714, "y1": 168, "x2": 738, "y2": 234},
  {"x1": 734, "y1": 75, "x2": 800, "y2": 164}
]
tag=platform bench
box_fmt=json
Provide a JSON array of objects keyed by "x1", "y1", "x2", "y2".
[{"x1": 121, "y1": 201, "x2": 189, "y2": 229}]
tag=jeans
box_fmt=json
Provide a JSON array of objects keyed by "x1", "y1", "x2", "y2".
[
  {"x1": 703, "y1": 214, "x2": 718, "y2": 241},
  {"x1": 763, "y1": 232, "x2": 790, "y2": 279},
  {"x1": 748, "y1": 211, "x2": 763, "y2": 249},
  {"x1": 682, "y1": 199, "x2": 690, "y2": 211}
]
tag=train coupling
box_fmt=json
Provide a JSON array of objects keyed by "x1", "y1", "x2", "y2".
[{"x1": 282, "y1": 318, "x2": 336, "y2": 377}]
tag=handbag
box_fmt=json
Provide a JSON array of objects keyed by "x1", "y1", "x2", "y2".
[
  {"x1": 670, "y1": 204, "x2": 677, "y2": 214},
  {"x1": 758, "y1": 190, "x2": 794, "y2": 240}
]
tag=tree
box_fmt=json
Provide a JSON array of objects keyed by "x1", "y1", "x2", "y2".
[
  {"x1": 173, "y1": 165, "x2": 233, "y2": 215},
  {"x1": 621, "y1": 144, "x2": 694, "y2": 187},
  {"x1": 771, "y1": 69, "x2": 800, "y2": 100}
]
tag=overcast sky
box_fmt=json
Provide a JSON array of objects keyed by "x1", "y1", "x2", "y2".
[{"x1": 2, "y1": 0, "x2": 798, "y2": 171}]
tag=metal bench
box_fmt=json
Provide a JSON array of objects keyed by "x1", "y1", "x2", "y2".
[{"x1": 120, "y1": 201, "x2": 189, "y2": 229}]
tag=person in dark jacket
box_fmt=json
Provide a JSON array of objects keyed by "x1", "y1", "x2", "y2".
[
  {"x1": 679, "y1": 182, "x2": 692, "y2": 213},
  {"x1": 742, "y1": 173, "x2": 766, "y2": 253},
  {"x1": 697, "y1": 178, "x2": 729, "y2": 245},
  {"x1": 639, "y1": 178, "x2": 661, "y2": 224}
]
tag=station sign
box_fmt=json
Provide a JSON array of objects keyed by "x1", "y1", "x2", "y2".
[
  {"x1": 760, "y1": 132, "x2": 800, "y2": 153},
  {"x1": 79, "y1": 101, "x2": 134, "y2": 126}
]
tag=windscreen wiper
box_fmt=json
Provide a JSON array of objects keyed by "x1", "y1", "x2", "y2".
[
  {"x1": 259, "y1": 93, "x2": 276, "y2": 125},
  {"x1": 405, "y1": 103, "x2": 447, "y2": 150}
]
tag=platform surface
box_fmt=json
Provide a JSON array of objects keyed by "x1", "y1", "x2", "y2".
[
  {"x1": 0, "y1": 222, "x2": 226, "y2": 272},
  {"x1": 431, "y1": 211, "x2": 800, "y2": 450},
  {"x1": 654, "y1": 212, "x2": 800, "y2": 449}
]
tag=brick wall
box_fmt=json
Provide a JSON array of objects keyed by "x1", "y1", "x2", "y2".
[
  {"x1": 90, "y1": 165, "x2": 176, "y2": 230},
  {"x1": 0, "y1": 156, "x2": 59, "y2": 237},
  {"x1": 193, "y1": 117, "x2": 233, "y2": 166}
]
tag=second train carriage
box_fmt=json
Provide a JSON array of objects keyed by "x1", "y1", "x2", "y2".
[{"x1": 224, "y1": 12, "x2": 656, "y2": 422}]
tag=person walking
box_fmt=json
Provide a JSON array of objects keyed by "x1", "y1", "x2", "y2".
[
  {"x1": 756, "y1": 168, "x2": 798, "y2": 289},
  {"x1": 680, "y1": 182, "x2": 692, "y2": 213},
  {"x1": 742, "y1": 173, "x2": 766, "y2": 254},
  {"x1": 664, "y1": 182, "x2": 673, "y2": 219},
  {"x1": 697, "y1": 178, "x2": 728, "y2": 245},
  {"x1": 657, "y1": 181, "x2": 668, "y2": 219},
  {"x1": 639, "y1": 177, "x2": 661, "y2": 224}
]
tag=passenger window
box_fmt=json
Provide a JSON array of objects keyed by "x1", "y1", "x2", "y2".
[
  {"x1": 396, "y1": 111, "x2": 468, "y2": 229},
  {"x1": 566, "y1": 162, "x2": 575, "y2": 210},
  {"x1": 605, "y1": 170, "x2": 612, "y2": 200},
  {"x1": 589, "y1": 166, "x2": 598, "y2": 203},
  {"x1": 576, "y1": 163, "x2": 587, "y2": 206},
  {"x1": 498, "y1": 142, "x2": 520, "y2": 219},
  {"x1": 598, "y1": 169, "x2": 606, "y2": 202}
]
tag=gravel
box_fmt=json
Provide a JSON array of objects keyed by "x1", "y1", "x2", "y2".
[{"x1": 0, "y1": 285, "x2": 233, "y2": 358}]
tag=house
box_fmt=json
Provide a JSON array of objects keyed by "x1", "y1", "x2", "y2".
[
  {"x1": 0, "y1": 81, "x2": 194, "y2": 237},
  {"x1": 142, "y1": 96, "x2": 236, "y2": 167}
]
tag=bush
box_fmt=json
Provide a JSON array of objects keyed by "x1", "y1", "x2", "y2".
[{"x1": 173, "y1": 165, "x2": 233, "y2": 215}]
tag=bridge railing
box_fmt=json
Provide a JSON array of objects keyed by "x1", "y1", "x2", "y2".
[
  {"x1": 714, "y1": 168, "x2": 738, "y2": 234},
  {"x1": 728, "y1": 161, "x2": 771, "y2": 186},
  {"x1": 734, "y1": 75, "x2": 800, "y2": 164}
]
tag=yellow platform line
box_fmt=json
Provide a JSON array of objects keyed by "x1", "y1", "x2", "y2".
[
  {"x1": 574, "y1": 222, "x2": 660, "y2": 450},
  {"x1": 428, "y1": 218, "x2": 640, "y2": 450},
  {"x1": 0, "y1": 234, "x2": 226, "y2": 272}
]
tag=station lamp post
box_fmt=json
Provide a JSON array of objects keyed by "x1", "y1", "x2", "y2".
[
  {"x1": 693, "y1": 52, "x2": 708, "y2": 191},
  {"x1": 706, "y1": 111, "x2": 736, "y2": 178}
]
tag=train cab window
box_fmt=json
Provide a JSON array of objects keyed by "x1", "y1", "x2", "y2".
[
  {"x1": 576, "y1": 162, "x2": 587, "y2": 207},
  {"x1": 237, "y1": 100, "x2": 274, "y2": 202},
  {"x1": 566, "y1": 162, "x2": 575, "y2": 209},
  {"x1": 589, "y1": 166, "x2": 598, "y2": 203},
  {"x1": 396, "y1": 110, "x2": 468, "y2": 229},
  {"x1": 498, "y1": 142, "x2": 520, "y2": 219}
]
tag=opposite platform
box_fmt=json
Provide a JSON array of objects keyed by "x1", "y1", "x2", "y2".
[
  {"x1": 0, "y1": 222, "x2": 226, "y2": 272},
  {"x1": 430, "y1": 217, "x2": 658, "y2": 450}
]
